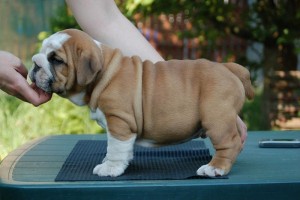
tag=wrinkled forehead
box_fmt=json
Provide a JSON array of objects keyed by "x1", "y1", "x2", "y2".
[{"x1": 40, "y1": 32, "x2": 71, "y2": 54}]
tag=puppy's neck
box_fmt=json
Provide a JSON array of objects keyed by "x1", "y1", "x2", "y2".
[{"x1": 89, "y1": 45, "x2": 124, "y2": 110}]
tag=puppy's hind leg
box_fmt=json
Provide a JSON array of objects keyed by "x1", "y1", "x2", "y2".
[
  {"x1": 197, "y1": 104, "x2": 243, "y2": 177},
  {"x1": 93, "y1": 130, "x2": 137, "y2": 177}
]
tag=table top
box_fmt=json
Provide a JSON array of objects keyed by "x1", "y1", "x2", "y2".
[{"x1": 0, "y1": 131, "x2": 300, "y2": 200}]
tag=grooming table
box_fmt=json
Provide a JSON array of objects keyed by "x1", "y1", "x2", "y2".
[{"x1": 0, "y1": 131, "x2": 299, "y2": 200}]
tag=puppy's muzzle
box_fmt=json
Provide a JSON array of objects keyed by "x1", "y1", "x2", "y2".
[{"x1": 29, "y1": 62, "x2": 55, "y2": 93}]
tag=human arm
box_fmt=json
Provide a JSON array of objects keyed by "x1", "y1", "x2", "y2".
[
  {"x1": 0, "y1": 51, "x2": 52, "y2": 106},
  {"x1": 66, "y1": 0, "x2": 164, "y2": 63}
]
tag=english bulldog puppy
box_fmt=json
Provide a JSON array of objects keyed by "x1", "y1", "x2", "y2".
[{"x1": 29, "y1": 29, "x2": 254, "y2": 177}]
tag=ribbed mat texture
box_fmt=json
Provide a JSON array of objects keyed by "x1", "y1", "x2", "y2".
[{"x1": 55, "y1": 140, "x2": 213, "y2": 181}]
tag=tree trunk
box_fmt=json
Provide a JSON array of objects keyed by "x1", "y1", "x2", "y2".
[
  {"x1": 278, "y1": 43, "x2": 298, "y2": 71},
  {"x1": 262, "y1": 45, "x2": 278, "y2": 130}
]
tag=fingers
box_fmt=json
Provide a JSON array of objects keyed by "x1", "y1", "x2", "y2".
[
  {"x1": 7, "y1": 77, "x2": 52, "y2": 106},
  {"x1": 0, "y1": 51, "x2": 52, "y2": 106},
  {"x1": 19, "y1": 83, "x2": 52, "y2": 106},
  {"x1": 15, "y1": 63, "x2": 28, "y2": 79},
  {"x1": 13, "y1": 61, "x2": 52, "y2": 106},
  {"x1": 30, "y1": 83, "x2": 53, "y2": 105}
]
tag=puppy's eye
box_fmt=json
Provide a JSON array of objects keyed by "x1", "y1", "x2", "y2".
[{"x1": 48, "y1": 53, "x2": 64, "y2": 65}]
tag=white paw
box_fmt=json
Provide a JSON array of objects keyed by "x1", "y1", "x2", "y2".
[
  {"x1": 102, "y1": 156, "x2": 108, "y2": 163},
  {"x1": 93, "y1": 160, "x2": 127, "y2": 177},
  {"x1": 197, "y1": 164, "x2": 225, "y2": 177}
]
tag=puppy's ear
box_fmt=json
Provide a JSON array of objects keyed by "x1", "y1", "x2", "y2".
[{"x1": 76, "y1": 48, "x2": 102, "y2": 86}]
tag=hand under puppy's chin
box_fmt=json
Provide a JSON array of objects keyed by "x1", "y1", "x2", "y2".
[{"x1": 31, "y1": 83, "x2": 53, "y2": 98}]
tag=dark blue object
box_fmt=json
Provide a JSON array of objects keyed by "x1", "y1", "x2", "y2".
[{"x1": 55, "y1": 140, "x2": 212, "y2": 181}]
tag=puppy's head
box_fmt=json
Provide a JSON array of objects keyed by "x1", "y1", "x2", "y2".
[{"x1": 29, "y1": 29, "x2": 102, "y2": 102}]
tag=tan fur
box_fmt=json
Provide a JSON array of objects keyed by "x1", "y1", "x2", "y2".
[{"x1": 40, "y1": 29, "x2": 255, "y2": 175}]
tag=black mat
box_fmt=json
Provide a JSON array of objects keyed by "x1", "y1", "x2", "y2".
[{"x1": 55, "y1": 140, "x2": 215, "y2": 181}]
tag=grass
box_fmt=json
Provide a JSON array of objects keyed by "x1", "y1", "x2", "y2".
[{"x1": 0, "y1": 91, "x2": 103, "y2": 160}]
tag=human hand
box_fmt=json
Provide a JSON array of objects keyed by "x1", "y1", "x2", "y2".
[{"x1": 0, "y1": 51, "x2": 52, "y2": 106}]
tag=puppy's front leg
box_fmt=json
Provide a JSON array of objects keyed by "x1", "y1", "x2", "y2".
[{"x1": 93, "y1": 131, "x2": 137, "y2": 177}]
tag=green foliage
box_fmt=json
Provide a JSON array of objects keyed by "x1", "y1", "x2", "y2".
[
  {"x1": 124, "y1": 0, "x2": 300, "y2": 46},
  {"x1": 248, "y1": 1, "x2": 300, "y2": 46},
  {"x1": 36, "y1": 3, "x2": 80, "y2": 48},
  {"x1": 241, "y1": 88, "x2": 265, "y2": 130},
  {"x1": 122, "y1": 0, "x2": 300, "y2": 71},
  {"x1": 123, "y1": 0, "x2": 233, "y2": 42},
  {"x1": 35, "y1": 3, "x2": 80, "y2": 51},
  {"x1": 0, "y1": 92, "x2": 103, "y2": 160},
  {"x1": 50, "y1": 3, "x2": 80, "y2": 33},
  {"x1": 123, "y1": 0, "x2": 153, "y2": 16}
]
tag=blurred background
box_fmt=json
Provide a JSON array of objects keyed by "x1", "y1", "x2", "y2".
[{"x1": 0, "y1": 0, "x2": 300, "y2": 159}]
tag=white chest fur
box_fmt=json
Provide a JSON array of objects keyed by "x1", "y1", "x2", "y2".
[
  {"x1": 90, "y1": 108, "x2": 107, "y2": 129},
  {"x1": 68, "y1": 91, "x2": 87, "y2": 106}
]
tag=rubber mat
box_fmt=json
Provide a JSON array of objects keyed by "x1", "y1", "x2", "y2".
[{"x1": 55, "y1": 140, "x2": 217, "y2": 181}]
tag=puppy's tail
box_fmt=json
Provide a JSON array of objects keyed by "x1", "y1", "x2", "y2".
[{"x1": 223, "y1": 63, "x2": 255, "y2": 100}]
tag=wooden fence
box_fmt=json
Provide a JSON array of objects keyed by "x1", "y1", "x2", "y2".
[
  {"x1": 270, "y1": 71, "x2": 300, "y2": 129},
  {"x1": 134, "y1": 13, "x2": 247, "y2": 62}
]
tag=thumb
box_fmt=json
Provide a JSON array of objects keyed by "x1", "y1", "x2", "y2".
[{"x1": 15, "y1": 63, "x2": 28, "y2": 79}]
